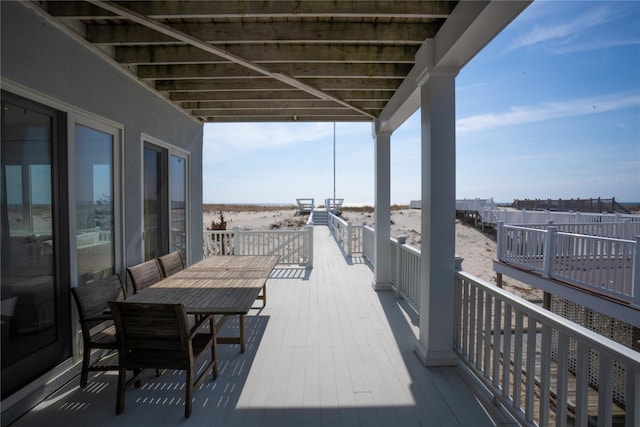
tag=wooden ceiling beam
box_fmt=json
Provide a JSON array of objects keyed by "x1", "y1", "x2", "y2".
[
  {"x1": 88, "y1": 0, "x2": 374, "y2": 118},
  {"x1": 199, "y1": 114, "x2": 372, "y2": 123},
  {"x1": 180, "y1": 100, "x2": 387, "y2": 110},
  {"x1": 46, "y1": 1, "x2": 456, "y2": 19},
  {"x1": 86, "y1": 22, "x2": 436, "y2": 45},
  {"x1": 156, "y1": 78, "x2": 401, "y2": 92},
  {"x1": 139, "y1": 63, "x2": 413, "y2": 80},
  {"x1": 116, "y1": 44, "x2": 417, "y2": 65},
  {"x1": 169, "y1": 90, "x2": 393, "y2": 102}
]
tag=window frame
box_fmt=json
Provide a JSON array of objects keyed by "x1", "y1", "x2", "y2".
[{"x1": 140, "y1": 134, "x2": 191, "y2": 265}]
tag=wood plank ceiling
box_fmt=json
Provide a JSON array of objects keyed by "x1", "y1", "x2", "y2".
[{"x1": 38, "y1": 1, "x2": 458, "y2": 123}]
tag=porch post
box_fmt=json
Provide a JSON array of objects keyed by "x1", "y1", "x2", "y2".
[
  {"x1": 372, "y1": 126, "x2": 393, "y2": 291},
  {"x1": 414, "y1": 66, "x2": 459, "y2": 366}
]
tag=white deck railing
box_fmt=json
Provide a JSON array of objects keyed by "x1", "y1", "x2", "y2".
[
  {"x1": 203, "y1": 226, "x2": 314, "y2": 267},
  {"x1": 520, "y1": 221, "x2": 640, "y2": 240},
  {"x1": 479, "y1": 209, "x2": 640, "y2": 228},
  {"x1": 455, "y1": 271, "x2": 640, "y2": 427},
  {"x1": 358, "y1": 226, "x2": 421, "y2": 310},
  {"x1": 360, "y1": 223, "x2": 639, "y2": 425},
  {"x1": 456, "y1": 197, "x2": 498, "y2": 212},
  {"x1": 328, "y1": 212, "x2": 363, "y2": 255},
  {"x1": 391, "y1": 236, "x2": 421, "y2": 311},
  {"x1": 497, "y1": 223, "x2": 639, "y2": 304}
]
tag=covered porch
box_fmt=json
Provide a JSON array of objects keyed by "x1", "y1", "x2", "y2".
[{"x1": 8, "y1": 227, "x2": 507, "y2": 427}]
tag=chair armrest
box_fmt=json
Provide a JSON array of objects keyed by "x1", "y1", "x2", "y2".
[
  {"x1": 84, "y1": 314, "x2": 112, "y2": 323},
  {"x1": 190, "y1": 314, "x2": 214, "y2": 339}
]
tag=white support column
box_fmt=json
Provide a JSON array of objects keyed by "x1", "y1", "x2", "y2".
[
  {"x1": 414, "y1": 67, "x2": 459, "y2": 366},
  {"x1": 372, "y1": 127, "x2": 393, "y2": 291}
]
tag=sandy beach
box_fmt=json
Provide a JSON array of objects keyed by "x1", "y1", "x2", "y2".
[{"x1": 203, "y1": 204, "x2": 541, "y2": 302}]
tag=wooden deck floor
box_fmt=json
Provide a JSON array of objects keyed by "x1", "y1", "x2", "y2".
[{"x1": 10, "y1": 227, "x2": 515, "y2": 427}]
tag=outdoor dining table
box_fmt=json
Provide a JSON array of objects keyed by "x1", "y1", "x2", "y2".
[{"x1": 124, "y1": 254, "x2": 280, "y2": 352}]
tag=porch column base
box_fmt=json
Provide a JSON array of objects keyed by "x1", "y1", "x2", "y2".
[
  {"x1": 413, "y1": 341, "x2": 457, "y2": 367},
  {"x1": 371, "y1": 281, "x2": 393, "y2": 291}
]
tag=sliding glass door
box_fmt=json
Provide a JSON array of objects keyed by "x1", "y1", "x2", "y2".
[{"x1": 1, "y1": 93, "x2": 70, "y2": 399}]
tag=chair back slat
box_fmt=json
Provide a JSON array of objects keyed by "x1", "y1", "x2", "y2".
[
  {"x1": 109, "y1": 302, "x2": 190, "y2": 353},
  {"x1": 71, "y1": 274, "x2": 124, "y2": 328},
  {"x1": 157, "y1": 251, "x2": 185, "y2": 278},
  {"x1": 127, "y1": 259, "x2": 163, "y2": 294}
]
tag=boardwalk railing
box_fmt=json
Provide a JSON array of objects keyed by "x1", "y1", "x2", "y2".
[
  {"x1": 497, "y1": 223, "x2": 639, "y2": 304},
  {"x1": 456, "y1": 197, "x2": 498, "y2": 212},
  {"x1": 522, "y1": 221, "x2": 640, "y2": 240},
  {"x1": 478, "y1": 209, "x2": 640, "y2": 229},
  {"x1": 512, "y1": 197, "x2": 630, "y2": 214},
  {"x1": 203, "y1": 226, "x2": 313, "y2": 267},
  {"x1": 456, "y1": 271, "x2": 640, "y2": 427}
]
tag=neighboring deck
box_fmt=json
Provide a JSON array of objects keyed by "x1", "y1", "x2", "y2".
[{"x1": 9, "y1": 227, "x2": 509, "y2": 427}]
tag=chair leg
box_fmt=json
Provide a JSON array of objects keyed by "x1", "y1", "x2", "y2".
[
  {"x1": 116, "y1": 367, "x2": 126, "y2": 414},
  {"x1": 80, "y1": 352, "x2": 90, "y2": 388},
  {"x1": 185, "y1": 370, "x2": 193, "y2": 418},
  {"x1": 134, "y1": 368, "x2": 143, "y2": 388},
  {"x1": 210, "y1": 318, "x2": 218, "y2": 379}
]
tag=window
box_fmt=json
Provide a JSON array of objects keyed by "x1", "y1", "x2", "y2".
[
  {"x1": 70, "y1": 116, "x2": 121, "y2": 286},
  {"x1": 143, "y1": 137, "x2": 189, "y2": 263}
]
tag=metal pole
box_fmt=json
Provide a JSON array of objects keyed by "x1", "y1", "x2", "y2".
[{"x1": 333, "y1": 122, "x2": 336, "y2": 202}]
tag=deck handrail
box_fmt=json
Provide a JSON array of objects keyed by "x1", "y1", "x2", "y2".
[
  {"x1": 203, "y1": 226, "x2": 313, "y2": 267},
  {"x1": 497, "y1": 223, "x2": 639, "y2": 304},
  {"x1": 478, "y1": 209, "x2": 640, "y2": 228},
  {"x1": 324, "y1": 198, "x2": 344, "y2": 214},
  {"x1": 455, "y1": 271, "x2": 640, "y2": 426},
  {"x1": 513, "y1": 221, "x2": 640, "y2": 240}
]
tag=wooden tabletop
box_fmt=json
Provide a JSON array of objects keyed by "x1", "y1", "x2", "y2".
[{"x1": 125, "y1": 255, "x2": 279, "y2": 315}]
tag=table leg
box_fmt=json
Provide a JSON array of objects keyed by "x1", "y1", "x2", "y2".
[{"x1": 262, "y1": 283, "x2": 267, "y2": 307}]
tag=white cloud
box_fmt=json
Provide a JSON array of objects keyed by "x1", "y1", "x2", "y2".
[
  {"x1": 203, "y1": 122, "x2": 335, "y2": 164},
  {"x1": 205, "y1": 122, "x2": 331, "y2": 147},
  {"x1": 457, "y1": 92, "x2": 640, "y2": 134},
  {"x1": 509, "y1": 6, "x2": 613, "y2": 51}
]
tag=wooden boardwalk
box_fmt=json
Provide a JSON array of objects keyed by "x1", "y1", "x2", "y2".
[{"x1": 10, "y1": 227, "x2": 514, "y2": 427}]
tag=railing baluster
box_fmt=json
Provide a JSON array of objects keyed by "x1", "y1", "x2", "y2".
[
  {"x1": 539, "y1": 324, "x2": 552, "y2": 427},
  {"x1": 492, "y1": 297, "x2": 501, "y2": 390},
  {"x1": 525, "y1": 318, "x2": 537, "y2": 424},
  {"x1": 513, "y1": 311, "x2": 524, "y2": 411},
  {"x1": 597, "y1": 352, "x2": 614, "y2": 427},
  {"x1": 502, "y1": 304, "x2": 512, "y2": 400},
  {"x1": 575, "y1": 341, "x2": 589, "y2": 426},
  {"x1": 555, "y1": 332, "x2": 569, "y2": 427},
  {"x1": 484, "y1": 293, "x2": 493, "y2": 382},
  {"x1": 469, "y1": 285, "x2": 477, "y2": 366}
]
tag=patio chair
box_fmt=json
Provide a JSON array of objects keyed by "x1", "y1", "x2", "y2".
[
  {"x1": 108, "y1": 302, "x2": 218, "y2": 418},
  {"x1": 126, "y1": 259, "x2": 163, "y2": 294},
  {"x1": 70, "y1": 274, "x2": 125, "y2": 388},
  {"x1": 157, "y1": 251, "x2": 184, "y2": 278}
]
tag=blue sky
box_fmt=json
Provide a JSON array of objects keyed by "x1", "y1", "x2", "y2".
[{"x1": 203, "y1": 1, "x2": 640, "y2": 205}]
